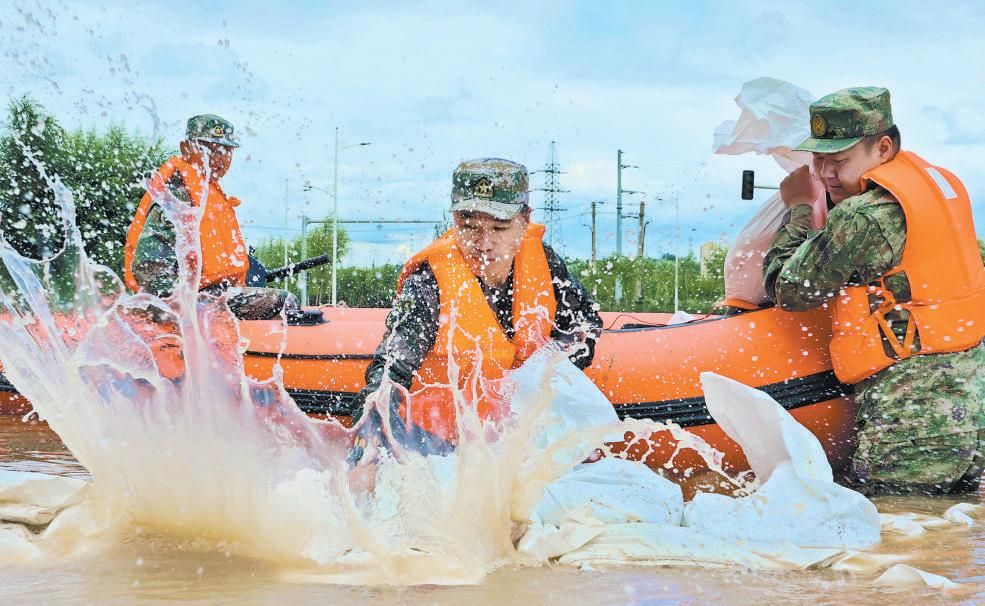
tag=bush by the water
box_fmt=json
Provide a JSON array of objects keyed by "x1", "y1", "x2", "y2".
[
  {"x1": 0, "y1": 98, "x2": 169, "y2": 272},
  {"x1": 253, "y1": 249, "x2": 730, "y2": 313}
]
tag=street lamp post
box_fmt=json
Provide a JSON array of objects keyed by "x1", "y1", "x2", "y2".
[
  {"x1": 332, "y1": 128, "x2": 370, "y2": 307},
  {"x1": 303, "y1": 128, "x2": 370, "y2": 307},
  {"x1": 300, "y1": 214, "x2": 309, "y2": 304},
  {"x1": 332, "y1": 128, "x2": 340, "y2": 307},
  {"x1": 673, "y1": 191, "x2": 680, "y2": 313},
  {"x1": 283, "y1": 179, "x2": 290, "y2": 290}
]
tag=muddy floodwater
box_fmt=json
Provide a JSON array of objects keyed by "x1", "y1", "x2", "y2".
[{"x1": 0, "y1": 416, "x2": 982, "y2": 606}]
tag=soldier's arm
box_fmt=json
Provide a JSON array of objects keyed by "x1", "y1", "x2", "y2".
[
  {"x1": 131, "y1": 172, "x2": 193, "y2": 298},
  {"x1": 131, "y1": 205, "x2": 179, "y2": 297},
  {"x1": 545, "y1": 245, "x2": 603, "y2": 369},
  {"x1": 348, "y1": 265, "x2": 440, "y2": 420},
  {"x1": 764, "y1": 194, "x2": 905, "y2": 311}
]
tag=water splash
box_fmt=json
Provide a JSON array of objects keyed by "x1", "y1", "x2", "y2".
[{"x1": 0, "y1": 159, "x2": 739, "y2": 584}]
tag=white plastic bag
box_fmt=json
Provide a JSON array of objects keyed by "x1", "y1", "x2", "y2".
[{"x1": 714, "y1": 77, "x2": 828, "y2": 307}]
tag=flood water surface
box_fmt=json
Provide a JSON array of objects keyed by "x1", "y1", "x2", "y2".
[{"x1": 0, "y1": 417, "x2": 981, "y2": 606}]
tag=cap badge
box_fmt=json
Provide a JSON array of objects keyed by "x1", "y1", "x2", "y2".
[
  {"x1": 474, "y1": 177, "x2": 494, "y2": 199},
  {"x1": 213, "y1": 124, "x2": 225, "y2": 137},
  {"x1": 810, "y1": 113, "x2": 827, "y2": 138}
]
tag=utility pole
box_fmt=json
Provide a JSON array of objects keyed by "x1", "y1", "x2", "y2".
[
  {"x1": 616, "y1": 150, "x2": 623, "y2": 256},
  {"x1": 331, "y1": 127, "x2": 340, "y2": 307},
  {"x1": 590, "y1": 200, "x2": 599, "y2": 272},
  {"x1": 615, "y1": 150, "x2": 639, "y2": 304},
  {"x1": 283, "y1": 178, "x2": 290, "y2": 290},
  {"x1": 615, "y1": 150, "x2": 640, "y2": 256},
  {"x1": 635, "y1": 198, "x2": 646, "y2": 303},
  {"x1": 674, "y1": 191, "x2": 680, "y2": 313},
  {"x1": 300, "y1": 214, "x2": 309, "y2": 305},
  {"x1": 588, "y1": 200, "x2": 602, "y2": 298}
]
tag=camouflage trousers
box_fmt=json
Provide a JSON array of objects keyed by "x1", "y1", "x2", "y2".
[{"x1": 847, "y1": 340, "x2": 985, "y2": 495}]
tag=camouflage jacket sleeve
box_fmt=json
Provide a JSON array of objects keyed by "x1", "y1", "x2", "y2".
[
  {"x1": 131, "y1": 172, "x2": 192, "y2": 297},
  {"x1": 763, "y1": 187, "x2": 906, "y2": 312},
  {"x1": 544, "y1": 245, "x2": 603, "y2": 369},
  {"x1": 132, "y1": 204, "x2": 179, "y2": 297},
  {"x1": 349, "y1": 264, "x2": 441, "y2": 419}
]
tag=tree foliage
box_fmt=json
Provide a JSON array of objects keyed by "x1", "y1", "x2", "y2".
[
  {"x1": 568, "y1": 254, "x2": 724, "y2": 313},
  {"x1": 0, "y1": 97, "x2": 170, "y2": 271},
  {"x1": 253, "y1": 229, "x2": 729, "y2": 312},
  {"x1": 252, "y1": 221, "x2": 350, "y2": 304}
]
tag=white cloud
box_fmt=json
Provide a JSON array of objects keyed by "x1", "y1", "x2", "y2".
[{"x1": 2, "y1": 0, "x2": 984, "y2": 266}]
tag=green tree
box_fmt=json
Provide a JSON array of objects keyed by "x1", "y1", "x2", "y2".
[
  {"x1": 0, "y1": 97, "x2": 67, "y2": 259},
  {"x1": 61, "y1": 125, "x2": 169, "y2": 270},
  {"x1": 702, "y1": 246, "x2": 728, "y2": 282},
  {"x1": 336, "y1": 265, "x2": 401, "y2": 307},
  {"x1": 0, "y1": 97, "x2": 169, "y2": 272},
  {"x1": 252, "y1": 221, "x2": 350, "y2": 303},
  {"x1": 568, "y1": 253, "x2": 724, "y2": 313}
]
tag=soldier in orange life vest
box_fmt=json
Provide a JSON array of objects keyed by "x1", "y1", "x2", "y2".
[
  {"x1": 124, "y1": 114, "x2": 298, "y2": 320},
  {"x1": 764, "y1": 87, "x2": 985, "y2": 495},
  {"x1": 348, "y1": 158, "x2": 602, "y2": 460}
]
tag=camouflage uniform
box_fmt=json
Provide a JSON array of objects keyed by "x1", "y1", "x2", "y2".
[
  {"x1": 764, "y1": 88, "x2": 984, "y2": 495},
  {"x1": 130, "y1": 115, "x2": 298, "y2": 321}
]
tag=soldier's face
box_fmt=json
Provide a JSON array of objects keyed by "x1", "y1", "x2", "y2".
[
  {"x1": 453, "y1": 210, "x2": 529, "y2": 282},
  {"x1": 182, "y1": 140, "x2": 233, "y2": 181},
  {"x1": 812, "y1": 136, "x2": 892, "y2": 203},
  {"x1": 202, "y1": 143, "x2": 234, "y2": 180}
]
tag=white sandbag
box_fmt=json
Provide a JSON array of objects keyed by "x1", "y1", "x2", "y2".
[
  {"x1": 712, "y1": 77, "x2": 816, "y2": 163},
  {"x1": 713, "y1": 77, "x2": 828, "y2": 307},
  {"x1": 528, "y1": 459, "x2": 683, "y2": 528},
  {"x1": 556, "y1": 523, "x2": 849, "y2": 571},
  {"x1": 873, "y1": 564, "x2": 962, "y2": 591},
  {"x1": 881, "y1": 503, "x2": 984, "y2": 537},
  {"x1": 683, "y1": 373, "x2": 880, "y2": 549},
  {"x1": 943, "y1": 502, "x2": 983, "y2": 527},
  {"x1": 0, "y1": 523, "x2": 42, "y2": 562},
  {"x1": 821, "y1": 550, "x2": 910, "y2": 574},
  {"x1": 0, "y1": 470, "x2": 87, "y2": 526},
  {"x1": 508, "y1": 350, "x2": 626, "y2": 522},
  {"x1": 518, "y1": 459, "x2": 683, "y2": 561},
  {"x1": 508, "y1": 350, "x2": 620, "y2": 459}
]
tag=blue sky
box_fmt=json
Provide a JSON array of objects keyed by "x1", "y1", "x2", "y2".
[{"x1": 3, "y1": 0, "x2": 984, "y2": 265}]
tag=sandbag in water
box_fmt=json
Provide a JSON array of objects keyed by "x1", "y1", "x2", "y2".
[{"x1": 684, "y1": 373, "x2": 880, "y2": 549}]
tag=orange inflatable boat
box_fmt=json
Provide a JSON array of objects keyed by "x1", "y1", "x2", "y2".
[{"x1": 0, "y1": 305, "x2": 858, "y2": 479}]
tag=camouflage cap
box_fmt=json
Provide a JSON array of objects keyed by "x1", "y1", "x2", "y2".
[
  {"x1": 450, "y1": 158, "x2": 529, "y2": 219},
  {"x1": 793, "y1": 87, "x2": 894, "y2": 154},
  {"x1": 186, "y1": 114, "x2": 240, "y2": 148}
]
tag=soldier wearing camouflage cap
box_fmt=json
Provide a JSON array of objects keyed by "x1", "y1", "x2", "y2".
[
  {"x1": 346, "y1": 157, "x2": 601, "y2": 464},
  {"x1": 124, "y1": 114, "x2": 300, "y2": 322},
  {"x1": 186, "y1": 113, "x2": 241, "y2": 149},
  {"x1": 763, "y1": 87, "x2": 985, "y2": 495}
]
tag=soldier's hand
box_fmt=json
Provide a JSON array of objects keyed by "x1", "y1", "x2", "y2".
[{"x1": 780, "y1": 166, "x2": 823, "y2": 209}]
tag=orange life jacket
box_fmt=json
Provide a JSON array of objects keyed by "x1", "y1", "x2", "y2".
[
  {"x1": 829, "y1": 151, "x2": 985, "y2": 384},
  {"x1": 123, "y1": 156, "x2": 248, "y2": 293},
  {"x1": 395, "y1": 223, "x2": 557, "y2": 443}
]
